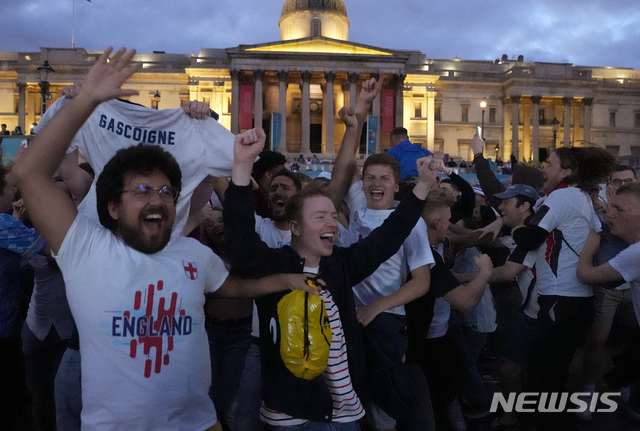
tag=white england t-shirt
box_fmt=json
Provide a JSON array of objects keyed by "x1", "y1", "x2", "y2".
[
  {"x1": 54, "y1": 213, "x2": 227, "y2": 430},
  {"x1": 530, "y1": 187, "x2": 600, "y2": 297},
  {"x1": 337, "y1": 181, "x2": 434, "y2": 315},
  {"x1": 37, "y1": 97, "x2": 235, "y2": 236},
  {"x1": 609, "y1": 241, "x2": 640, "y2": 325}
]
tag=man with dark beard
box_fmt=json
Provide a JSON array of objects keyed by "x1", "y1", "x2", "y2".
[{"x1": 12, "y1": 47, "x2": 317, "y2": 430}]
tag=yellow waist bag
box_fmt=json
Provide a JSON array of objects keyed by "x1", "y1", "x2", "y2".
[{"x1": 276, "y1": 281, "x2": 332, "y2": 380}]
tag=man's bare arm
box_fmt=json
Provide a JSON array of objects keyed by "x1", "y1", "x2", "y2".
[{"x1": 357, "y1": 265, "x2": 430, "y2": 327}]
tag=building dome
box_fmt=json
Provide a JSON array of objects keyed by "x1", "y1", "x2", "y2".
[
  {"x1": 281, "y1": 0, "x2": 347, "y2": 18},
  {"x1": 279, "y1": 0, "x2": 349, "y2": 41}
]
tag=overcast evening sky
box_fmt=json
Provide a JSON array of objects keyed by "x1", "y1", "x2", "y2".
[{"x1": 1, "y1": 0, "x2": 640, "y2": 70}]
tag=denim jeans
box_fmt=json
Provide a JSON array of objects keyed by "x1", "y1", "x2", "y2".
[
  {"x1": 232, "y1": 341, "x2": 263, "y2": 431},
  {"x1": 55, "y1": 347, "x2": 82, "y2": 431},
  {"x1": 205, "y1": 316, "x2": 253, "y2": 430}
]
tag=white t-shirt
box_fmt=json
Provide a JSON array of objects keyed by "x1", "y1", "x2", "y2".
[
  {"x1": 530, "y1": 187, "x2": 600, "y2": 297},
  {"x1": 453, "y1": 247, "x2": 496, "y2": 333},
  {"x1": 54, "y1": 213, "x2": 227, "y2": 430},
  {"x1": 256, "y1": 215, "x2": 291, "y2": 249},
  {"x1": 37, "y1": 97, "x2": 235, "y2": 236},
  {"x1": 609, "y1": 241, "x2": 640, "y2": 325},
  {"x1": 338, "y1": 182, "x2": 434, "y2": 315},
  {"x1": 500, "y1": 236, "x2": 539, "y2": 319}
]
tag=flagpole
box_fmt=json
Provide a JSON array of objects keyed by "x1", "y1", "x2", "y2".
[{"x1": 71, "y1": 0, "x2": 76, "y2": 48}]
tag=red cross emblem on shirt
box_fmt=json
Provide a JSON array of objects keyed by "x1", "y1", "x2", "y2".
[{"x1": 183, "y1": 261, "x2": 198, "y2": 280}]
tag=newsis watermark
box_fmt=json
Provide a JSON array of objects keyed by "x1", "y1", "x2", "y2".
[{"x1": 490, "y1": 392, "x2": 621, "y2": 413}]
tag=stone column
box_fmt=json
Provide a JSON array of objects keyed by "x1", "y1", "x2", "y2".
[
  {"x1": 341, "y1": 81, "x2": 350, "y2": 107},
  {"x1": 531, "y1": 95, "x2": 542, "y2": 164},
  {"x1": 323, "y1": 72, "x2": 336, "y2": 154},
  {"x1": 300, "y1": 71, "x2": 312, "y2": 154},
  {"x1": 371, "y1": 77, "x2": 382, "y2": 153},
  {"x1": 583, "y1": 98, "x2": 593, "y2": 145},
  {"x1": 213, "y1": 81, "x2": 225, "y2": 118},
  {"x1": 348, "y1": 72, "x2": 358, "y2": 108},
  {"x1": 510, "y1": 95, "x2": 521, "y2": 160},
  {"x1": 254, "y1": 70, "x2": 264, "y2": 130},
  {"x1": 277, "y1": 71, "x2": 288, "y2": 152},
  {"x1": 230, "y1": 69, "x2": 241, "y2": 134},
  {"x1": 188, "y1": 77, "x2": 199, "y2": 101},
  {"x1": 502, "y1": 98, "x2": 510, "y2": 160},
  {"x1": 563, "y1": 97, "x2": 572, "y2": 147},
  {"x1": 427, "y1": 89, "x2": 436, "y2": 152},
  {"x1": 395, "y1": 74, "x2": 405, "y2": 128},
  {"x1": 17, "y1": 83, "x2": 26, "y2": 132}
]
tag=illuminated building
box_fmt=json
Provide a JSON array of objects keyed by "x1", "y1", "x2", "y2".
[{"x1": 2, "y1": 0, "x2": 640, "y2": 162}]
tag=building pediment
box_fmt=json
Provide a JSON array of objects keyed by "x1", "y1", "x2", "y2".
[{"x1": 229, "y1": 37, "x2": 395, "y2": 57}]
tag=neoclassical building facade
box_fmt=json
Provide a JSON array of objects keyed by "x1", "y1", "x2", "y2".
[{"x1": 2, "y1": 0, "x2": 640, "y2": 162}]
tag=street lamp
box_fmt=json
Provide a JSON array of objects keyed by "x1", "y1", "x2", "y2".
[
  {"x1": 551, "y1": 117, "x2": 560, "y2": 147},
  {"x1": 480, "y1": 100, "x2": 487, "y2": 139},
  {"x1": 37, "y1": 60, "x2": 54, "y2": 115},
  {"x1": 152, "y1": 91, "x2": 161, "y2": 110}
]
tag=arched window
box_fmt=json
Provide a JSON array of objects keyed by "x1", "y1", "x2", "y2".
[{"x1": 311, "y1": 18, "x2": 321, "y2": 37}]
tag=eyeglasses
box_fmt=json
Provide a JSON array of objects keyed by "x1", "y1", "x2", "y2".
[
  {"x1": 611, "y1": 178, "x2": 635, "y2": 187},
  {"x1": 121, "y1": 185, "x2": 179, "y2": 202}
]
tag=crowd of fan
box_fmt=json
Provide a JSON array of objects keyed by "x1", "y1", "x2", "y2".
[{"x1": 2, "y1": 47, "x2": 640, "y2": 431}]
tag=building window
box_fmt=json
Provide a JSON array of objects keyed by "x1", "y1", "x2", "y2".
[
  {"x1": 489, "y1": 107, "x2": 496, "y2": 123},
  {"x1": 311, "y1": 18, "x2": 321, "y2": 37},
  {"x1": 635, "y1": 112, "x2": 640, "y2": 128},
  {"x1": 606, "y1": 145, "x2": 619, "y2": 156},
  {"x1": 461, "y1": 104, "x2": 469, "y2": 123},
  {"x1": 539, "y1": 109, "x2": 545, "y2": 125},
  {"x1": 434, "y1": 141, "x2": 443, "y2": 153},
  {"x1": 610, "y1": 111, "x2": 616, "y2": 127},
  {"x1": 414, "y1": 101, "x2": 422, "y2": 118},
  {"x1": 458, "y1": 141, "x2": 472, "y2": 161},
  {"x1": 435, "y1": 104, "x2": 441, "y2": 122},
  {"x1": 631, "y1": 146, "x2": 640, "y2": 155}
]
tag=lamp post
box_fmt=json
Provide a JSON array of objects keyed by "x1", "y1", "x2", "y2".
[
  {"x1": 152, "y1": 91, "x2": 161, "y2": 110},
  {"x1": 37, "y1": 60, "x2": 54, "y2": 115},
  {"x1": 480, "y1": 100, "x2": 487, "y2": 139},
  {"x1": 551, "y1": 117, "x2": 560, "y2": 148}
]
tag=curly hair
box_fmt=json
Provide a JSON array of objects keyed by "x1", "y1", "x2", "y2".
[
  {"x1": 554, "y1": 147, "x2": 617, "y2": 194},
  {"x1": 95, "y1": 143, "x2": 182, "y2": 230}
]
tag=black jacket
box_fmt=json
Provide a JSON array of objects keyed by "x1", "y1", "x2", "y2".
[{"x1": 223, "y1": 182, "x2": 425, "y2": 422}]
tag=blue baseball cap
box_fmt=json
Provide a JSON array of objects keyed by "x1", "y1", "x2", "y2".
[{"x1": 494, "y1": 184, "x2": 539, "y2": 202}]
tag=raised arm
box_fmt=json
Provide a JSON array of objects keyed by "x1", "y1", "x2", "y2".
[
  {"x1": 223, "y1": 128, "x2": 282, "y2": 276},
  {"x1": 12, "y1": 47, "x2": 141, "y2": 253},
  {"x1": 471, "y1": 133, "x2": 505, "y2": 201},
  {"x1": 325, "y1": 105, "x2": 358, "y2": 212}
]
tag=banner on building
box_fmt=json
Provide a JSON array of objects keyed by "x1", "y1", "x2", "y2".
[
  {"x1": 381, "y1": 89, "x2": 395, "y2": 133},
  {"x1": 271, "y1": 112, "x2": 282, "y2": 152},
  {"x1": 367, "y1": 115, "x2": 379, "y2": 155},
  {"x1": 240, "y1": 85, "x2": 254, "y2": 130}
]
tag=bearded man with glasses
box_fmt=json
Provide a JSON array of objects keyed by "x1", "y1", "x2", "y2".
[{"x1": 12, "y1": 47, "x2": 318, "y2": 430}]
